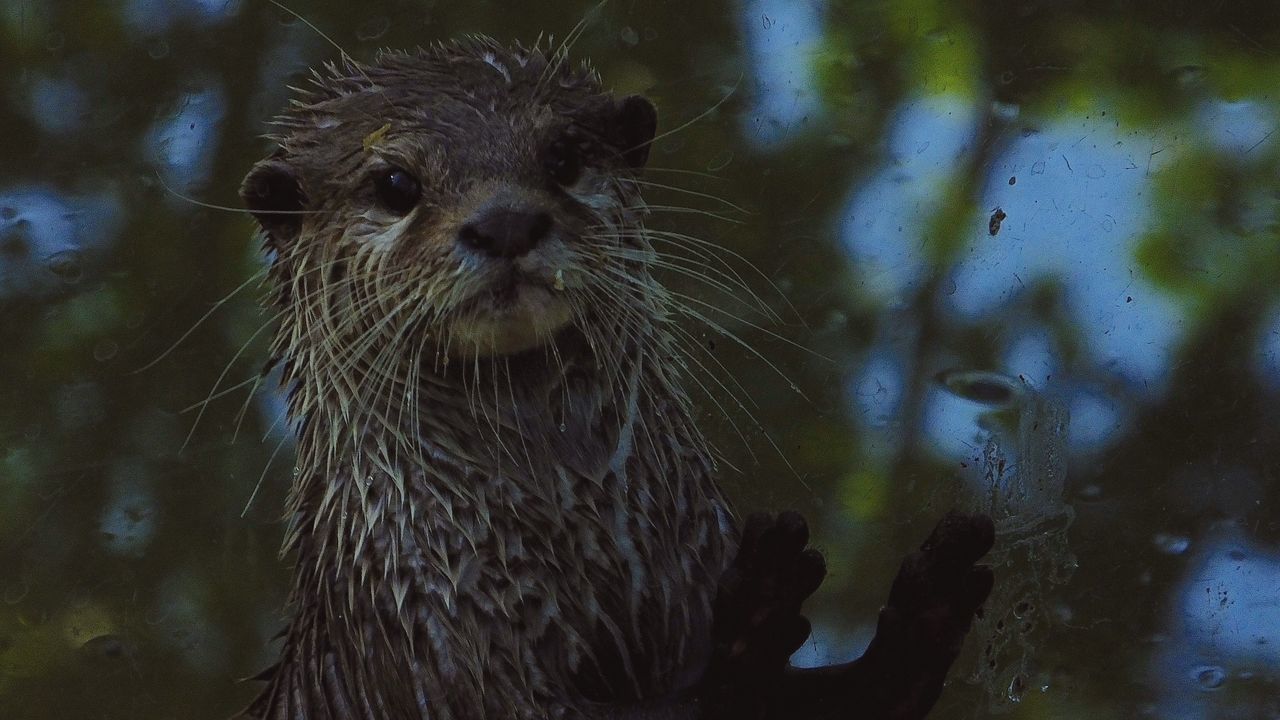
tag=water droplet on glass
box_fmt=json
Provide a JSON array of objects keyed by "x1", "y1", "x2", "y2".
[
  {"x1": 1006, "y1": 673, "x2": 1026, "y2": 703},
  {"x1": 559, "y1": 423, "x2": 567, "y2": 433},
  {"x1": 1153, "y1": 533, "x2": 1190, "y2": 555},
  {"x1": 46, "y1": 250, "x2": 84, "y2": 283},
  {"x1": 93, "y1": 340, "x2": 119, "y2": 362},
  {"x1": 1078, "y1": 484, "x2": 1103, "y2": 501},
  {"x1": 357, "y1": 16, "x2": 391, "y2": 41},
  {"x1": 643, "y1": 27, "x2": 659, "y2": 41},
  {"x1": 1170, "y1": 65, "x2": 1206, "y2": 87},
  {"x1": 935, "y1": 369, "x2": 1021, "y2": 407},
  {"x1": 991, "y1": 101, "x2": 1020, "y2": 121},
  {"x1": 1191, "y1": 665, "x2": 1227, "y2": 690},
  {"x1": 80, "y1": 634, "x2": 129, "y2": 660},
  {"x1": 1053, "y1": 601, "x2": 1073, "y2": 623},
  {"x1": 148, "y1": 40, "x2": 170, "y2": 60},
  {"x1": 620, "y1": 26, "x2": 639, "y2": 46}
]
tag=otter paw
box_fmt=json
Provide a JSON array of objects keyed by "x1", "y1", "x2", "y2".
[
  {"x1": 701, "y1": 511, "x2": 826, "y2": 717},
  {"x1": 857, "y1": 511, "x2": 995, "y2": 719}
]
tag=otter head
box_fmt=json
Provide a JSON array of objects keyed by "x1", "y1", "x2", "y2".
[{"x1": 241, "y1": 39, "x2": 658, "y2": 360}]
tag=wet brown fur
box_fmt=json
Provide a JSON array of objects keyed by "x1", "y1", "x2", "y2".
[{"x1": 238, "y1": 38, "x2": 734, "y2": 720}]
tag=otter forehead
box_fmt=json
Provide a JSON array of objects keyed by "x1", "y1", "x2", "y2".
[
  {"x1": 358, "y1": 45, "x2": 608, "y2": 115},
  {"x1": 276, "y1": 41, "x2": 616, "y2": 174}
]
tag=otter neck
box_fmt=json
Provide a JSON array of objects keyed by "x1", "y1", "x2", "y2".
[
  {"x1": 270, "y1": 312, "x2": 732, "y2": 717},
  {"x1": 278, "y1": 322, "x2": 652, "y2": 557}
]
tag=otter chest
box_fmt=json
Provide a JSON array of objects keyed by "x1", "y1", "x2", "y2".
[{"x1": 323, "y1": 444, "x2": 725, "y2": 718}]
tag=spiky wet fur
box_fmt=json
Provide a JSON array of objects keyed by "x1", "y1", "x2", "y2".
[{"x1": 240, "y1": 38, "x2": 733, "y2": 719}]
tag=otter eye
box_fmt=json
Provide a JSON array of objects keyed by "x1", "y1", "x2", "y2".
[
  {"x1": 545, "y1": 139, "x2": 582, "y2": 186},
  {"x1": 374, "y1": 167, "x2": 421, "y2": 214}
]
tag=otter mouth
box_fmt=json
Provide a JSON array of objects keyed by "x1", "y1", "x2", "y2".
[
  {"x1": 457, "y1": 267, "x2": 557, "y2": 317},
  {"x1": 446, "y1": 265, "x2": 573, "y2": 356},
  {"x1": 488, "y1": 269, "x2": 543, "y2": 309}
]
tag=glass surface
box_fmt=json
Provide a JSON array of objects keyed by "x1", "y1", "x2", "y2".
[{"x1": 2, "y1": 1, "x2": 1279, "y2": 718}]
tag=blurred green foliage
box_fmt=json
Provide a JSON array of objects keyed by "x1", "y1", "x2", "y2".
[{"x1": 3, "y1": 1, "x2": 1280, "y2": 718}]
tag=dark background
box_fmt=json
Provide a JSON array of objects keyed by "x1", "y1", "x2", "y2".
[{"x1": 3, "y1": 0, "x2": 1280, "y2": 717}]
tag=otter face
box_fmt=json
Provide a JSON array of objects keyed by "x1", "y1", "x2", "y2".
[{"x1": 241, "y1": 40, "x2": 658, "y2": 360}]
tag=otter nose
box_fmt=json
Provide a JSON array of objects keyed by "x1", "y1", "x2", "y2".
[{"x1": 457, "y1": 209, "x2": 553, "y2": 259}]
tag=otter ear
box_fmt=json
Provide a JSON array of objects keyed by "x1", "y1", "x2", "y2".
[
  {"x1": 241, "y1": 155, "x2": 306, "y2": 244},
  {"x1": 614, "y1": 95, "x2": 657, "y2": 168}
]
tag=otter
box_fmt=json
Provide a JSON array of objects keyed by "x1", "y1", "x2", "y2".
[{"x1": 238, "y1": 38, "x2": 993, "y2": 720}]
